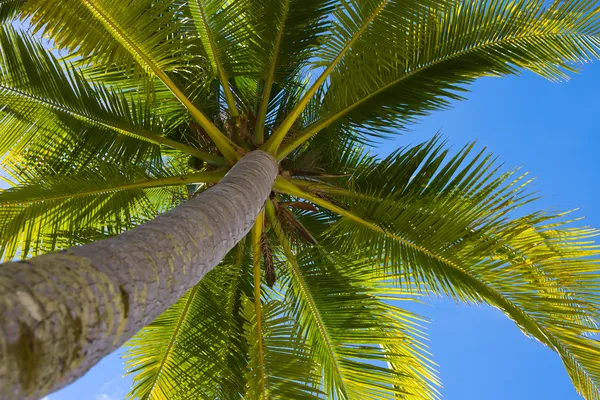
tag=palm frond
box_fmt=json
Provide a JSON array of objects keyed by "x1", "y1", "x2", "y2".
[
  {"x1": 252, "y1": 0, "x2": 334, "y2": 143},
  {"x1": 23, "y1": 0, "x2": 187, "y2": 76},
  {"x1": 19, "y1": 0, "x2": 240, "y2": 161},
  {"x1": 266, "y1": 201, "x2": 439, "y2": 400},
  {"x1": 0, "y1": 0, "x2": 20, "y2": 22},
  {"x1": 0, "y1": 25, "x2": 224, "y2": 164},
  {"x1": 280, "y1": 0, "x2": 600, "y2": 157},
  {"x1": 0, "y1": 160, "x2": 197, "y2": 260},
  {"x1": 188, "y1": 0, "x2": 248, "y2": 116},
  {"x1": 0, "y1": 25, "x2": 175, "y2": 164},
  {"x1": 278, "y1": 136, "x2": 600, "y2": 399},
  {"x1": 125, "y1": 258, "x2": 250, "y2": 400},
  {"x1": 243, "y1": 297, "x2": 323, "y2": 399},
  {"x1": 262, "y1": 0, "x2": 452, "y2": 153}
]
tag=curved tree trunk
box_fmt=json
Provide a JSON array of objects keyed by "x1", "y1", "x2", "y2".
[{"x1": 0, "y1": 150, "x2": 279, "y2": 400}]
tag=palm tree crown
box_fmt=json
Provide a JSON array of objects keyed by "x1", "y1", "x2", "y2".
[{"x1": 1, "y1": 0, "x2": 600, "y2": 399}]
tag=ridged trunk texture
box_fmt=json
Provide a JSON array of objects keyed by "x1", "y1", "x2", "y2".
[{"x1": 0, "y1": 151, "x2": 279, "y2": 400}]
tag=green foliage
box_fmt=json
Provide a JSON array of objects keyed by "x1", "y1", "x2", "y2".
[
  {"x1": 189, "y1": 0, "x2": 265, "y2": 76},
  {"x1": 0, "y1": 0, "x2": 21, "y2": 22},
  {"x1": 242, "y1": 297, "x2": 323, "y2": 399},
  {"x1": 2, "y1": 0, "x2": 600, "y2": 399},
  {"x1": 271, "y1": 232, "x2": 440, "y2": 399},
  {"x1": 0, "y1": 25, "x2": 163, "y2": 165},
  {"x1": 253, "y1": 0, "x2": 334, "y2": 84},
  {"x1": 125, "y1": 259, "x2": 250, "y2": 400},
  {"x1": 301, "y1": 0, "x2": 600, "y2": 144},
  {"x1": 286, "y1": 136, "x2": 600, "y2": 397},
  {"x1": 23, "y1": 0, "x2": 192, "y2": 77},
  {"x1": 0, "y1": 157, "x2": 191, "y2": 260}
]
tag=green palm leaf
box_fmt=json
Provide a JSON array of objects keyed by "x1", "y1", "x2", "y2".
[
  {"x1": 252, "y1": 0, "x2": 334, "y2": 142},
  {"x1": 0, "y1": 0, "x2": 20, "y2": 22},
  {"x1": 278, "y1": 136, "x2": 600, "y2": 398},
  {"x1": 23, "y1": 0, "x2": 187, "y2": 76},
  {"x1": 278, "y1": 0, "x2": 600, "y2": 158},
  {"x1": 188, "y1": 0, "x2": 251, "y2": 116},
  {"x1": 0, "y1": 25, "x2": 163, "y2": 163},
  {"x1": 0, "y1": 25, "x2": 224, "y2": 165},
  {"x1": 267, "y1": 202, "x2": 439, "y2": 399},
  {"x1": 18, "y1": 0, "x2": 240, "y2": 161},
  {"x1": 263, "y1": 0, "x2": 452, "y2": 153},
  {"x1": 0, "y1": 157, "x2": 208, "y2": 260},
  {"x1": 243, "y1": 297, "x2": 323, "y2": 399},
  {"x1": 125, "y1": 258, "x2": 250, "y2": 400}
]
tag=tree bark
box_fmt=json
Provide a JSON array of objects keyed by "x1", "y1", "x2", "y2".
[{"x1": 0, "y1": 150, "x2": 279, "y2": 400}]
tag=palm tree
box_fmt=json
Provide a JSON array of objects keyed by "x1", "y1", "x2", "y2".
[{"x1": 1, "y1": 0, "x2": 600, "y2": 398}]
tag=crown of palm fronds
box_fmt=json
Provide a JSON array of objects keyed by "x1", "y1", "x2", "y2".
[{"x1": 2, "y1": 0, "x2": 600, "y2": 399}]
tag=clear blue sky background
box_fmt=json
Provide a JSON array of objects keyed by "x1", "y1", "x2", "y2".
[{"x1": 43, "y1": 64, "x2": 600, "y2": 400}]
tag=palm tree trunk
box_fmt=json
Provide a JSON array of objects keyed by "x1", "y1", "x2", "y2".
[{"x1": 0, "y1": 150, "x2": 279, "y2": 400}]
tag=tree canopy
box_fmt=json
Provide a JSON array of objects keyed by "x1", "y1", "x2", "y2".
[{"x1": 1, "y1": 0, "x2": 600, "y2": 399}]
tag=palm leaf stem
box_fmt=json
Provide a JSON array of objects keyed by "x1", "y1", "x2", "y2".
[
  {"x1": 0, "y1": 169, "x2": 227, "y2": 206},
  {"x1": 265, "y1": 199, "x2": 350, "y2": 399},
  {"x1": 78, "y1": 0, "x2": 241, "y2": 162},
  {"x1": 253, "y1": 0, "x2": 290, "y2": 144},
  {"x1": 261, "y1": 0, "x2": 389, "y2": 154},
  {"x1": 228, "y1": 241, "x2": 246, "y2": 316},
  {"x1": 276, "y1": 111, "x2": 345, "y2": 161},
  {"x1": 189, "y1": 0, "x2": 239, "y2": 118},
  {"x1": 252, "y1": 211, "x2": 267, "y2": 399}
]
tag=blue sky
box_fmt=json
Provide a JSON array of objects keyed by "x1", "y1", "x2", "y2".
[{"x1": 44, "y1": 64, "x2": 600, "y2": 399}]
